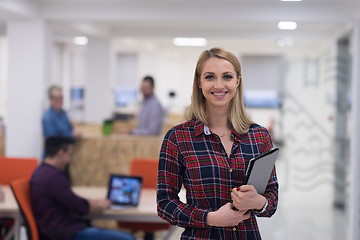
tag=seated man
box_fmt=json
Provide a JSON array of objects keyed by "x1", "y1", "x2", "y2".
[
  {"x1": 30, "y1": 136, "x2": 134, "y2": 240},
  {"x1": 131, "y1": 75, "x2": 164, "y2": 135}
]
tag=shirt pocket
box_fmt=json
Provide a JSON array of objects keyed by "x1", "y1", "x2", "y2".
[
  {"x1": 183, "y1": 152, "x2": 228, "y2": 186},
  {"x1": 233, "y1": 151, "x2": 260, "y2": 185}
]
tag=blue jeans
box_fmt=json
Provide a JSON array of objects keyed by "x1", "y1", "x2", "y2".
[{"x1": 71, "y1": 227, "x2": 135, "y2": 240}]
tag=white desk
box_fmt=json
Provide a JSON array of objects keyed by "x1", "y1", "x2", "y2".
[
  {"x1": 0, "y1": 185, "x2": 21, "y2": 240},
  {"x1": 73, "y1": 186, "x2": 169, "y2": 223},
  {"x1": 74, "y1": 186, "x2": 182, "y2": 240}
]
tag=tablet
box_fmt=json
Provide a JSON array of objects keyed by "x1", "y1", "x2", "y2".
[{"x1": 245, "y1": 147, "x2": 279, "y2": 195}]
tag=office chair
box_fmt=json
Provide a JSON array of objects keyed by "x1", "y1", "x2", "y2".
[
  {"x1": 0, "y1": 157, "x2": 38, "y2": 240},
  {"x1": 10, "y1": 178, "x2": 40, "y2": 240},
  {"x1": 117, "y1": 158, "x2": 171, "y2": 240},
  {"x1": 11, "y1": 178, "x2": 86, "y2": 240},
  {"x1": 0, "y1": 157, "x2": 38, "y2": 185}
]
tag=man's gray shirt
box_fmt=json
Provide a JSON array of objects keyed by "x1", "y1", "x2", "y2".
[{"x1": 132, "y1": 94, "x2": 164, "y2": 135}]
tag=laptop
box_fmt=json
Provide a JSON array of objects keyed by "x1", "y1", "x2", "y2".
[{"x1": 106, "y1": 174, "x2": 143, "y2": 210}]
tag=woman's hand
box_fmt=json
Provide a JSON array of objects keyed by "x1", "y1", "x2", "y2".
[
  {"x1": 231, "y1": 185, "x2": 266, "y2": 211},
  {"x1": 206, "y1": 202, "x2": 251, "y2": 227}
]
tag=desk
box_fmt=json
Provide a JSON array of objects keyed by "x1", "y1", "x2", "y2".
[
  {"x1": 0, "y1": 185, "x2": 21, "y2": 240},
  {"x1": 74, "y1": 186, "x2": 184, "y2": 239},
  {"x1": 73, "y1": 186, "x2": 168, "y2": 223}
]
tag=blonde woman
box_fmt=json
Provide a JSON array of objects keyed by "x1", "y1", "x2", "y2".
[{"x1": 157, "y1": 47, "x2": 278, "y2": 239}]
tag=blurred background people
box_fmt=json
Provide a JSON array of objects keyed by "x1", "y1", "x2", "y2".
[{"x1": 131, "y1": 76, "x2": 164, "y2": 135}]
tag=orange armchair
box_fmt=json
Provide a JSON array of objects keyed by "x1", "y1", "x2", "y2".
[
  {"x1": 10, "y1": 178, "x2": 76, "y2": 240},
  {"x1": 10, "y1": 178, "x2": 39, "y2": 240},
  {"x1": 0, "y1": 157, "x2": 38, "y2": 240},
  {"x1": 117, "y1": 158, "x2": 171, "y2": 240},
  {"x1": 0, "y1": 157, "x2": 38, "y2": 185}
]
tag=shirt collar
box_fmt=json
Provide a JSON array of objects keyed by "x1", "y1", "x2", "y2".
[
  {"x1": 230, "y1": 129, "x2": 242, "y2": 143},
  {"x1": 50, "y1": 106, "x2": 64, "y2": 115},
  {"x1": 194, "y1": 120, "x2": 206, "y2": 137},
  {"x1": 203, "y1": 125, "x2": 211, "y2": 135},
  {"x1": 193, "y1": 119, "x2": 241, "y2": 142},
  {"x1": 143, "y1": 94, "x2": 155, "y2": 101}
]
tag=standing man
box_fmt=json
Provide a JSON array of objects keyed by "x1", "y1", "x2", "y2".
[
  {"x1": 30, "y1": 136, "x2": 134, "y2": 240},
  {"x1": 131, "y1": 76, "x2": 164, "y2": 135},
  {"x1": 42, "y1": 85, "x2": 80, "y2": 139}
]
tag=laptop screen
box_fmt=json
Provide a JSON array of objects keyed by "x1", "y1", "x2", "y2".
[{"x1": 107, "y1": 174, "x2": 143, "y2": 206}]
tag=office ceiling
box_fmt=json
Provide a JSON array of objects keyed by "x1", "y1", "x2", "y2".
[{"x1": 0, "y1": 0, "x2": 360, "y2": 46}]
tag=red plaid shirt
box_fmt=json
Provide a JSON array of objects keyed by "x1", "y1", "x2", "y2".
[{"x1": 157, "y1": 119, "x2": 278, "y2": 240}]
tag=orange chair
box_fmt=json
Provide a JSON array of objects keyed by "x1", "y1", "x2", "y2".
[
  {"x1": 10, "y1": 178, "x2": 39, "y2": 240},
  {"x1": 0, "y1": 157, "x2": 38, "y2": 185},
  {"x1": 0, "y1": 157, "x2": 38, "y2": 240},
  {"x1": 117, "y1": 158, "x2": 171, "y2": 240},
  {"x1": 11, "y1": 179, "x2": 79, "y2": 240}
]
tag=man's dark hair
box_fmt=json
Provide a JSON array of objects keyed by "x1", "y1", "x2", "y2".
[
  {"x1": 143, "y1": 75, "x2": 155, "y2": 88},
  {"x1": 45, "y1": 136, "x2": 75, "y2": 158}
]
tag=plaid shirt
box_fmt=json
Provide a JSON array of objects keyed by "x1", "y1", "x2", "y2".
[{"x1": 157, "y1": 119, "x2": 278, "y2": 240}]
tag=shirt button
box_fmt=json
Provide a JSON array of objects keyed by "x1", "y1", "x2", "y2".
[
  {"x1": 233, "y1": 227, "x2": 237, "y2": 231},
  {"x1": 229, "y1": 168, "x2": 233, "y2": 173}
]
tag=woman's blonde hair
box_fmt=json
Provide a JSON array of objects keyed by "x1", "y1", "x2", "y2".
[{"x1": 185, "y1": 47, "x2": 254, "y2": 134}]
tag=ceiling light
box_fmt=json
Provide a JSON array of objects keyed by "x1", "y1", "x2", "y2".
[
  {"x1": 281, "y1": 0, "x2": 302, "y2": 2},
  {"x1": 173, "y1": 38, "x2": 207, "y2": 47},
  {"x1": 73, "y1": 37, "x2": 88, "y2": 46},
  {"x1": 278, "y1": 21, "x2": 297, "y2": 30}
]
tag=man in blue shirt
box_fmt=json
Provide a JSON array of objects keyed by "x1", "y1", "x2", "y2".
[
  {"x1": 131, "y1": 76, "x2": 164, "y2": 135},
  {"x1": 42, "y1": 85, "x2": 80, "y2": 139}
]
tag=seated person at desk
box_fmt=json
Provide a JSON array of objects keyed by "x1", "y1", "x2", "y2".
[
  {"x1": 131, "y1": 76, "x2": 164, "y2": 135},
  {"x1": 30, "y1": 136, "x2": 134, "y2": 240},
  {"x1": 42, "y1": 85, "x2": 80, "y2": 139}
]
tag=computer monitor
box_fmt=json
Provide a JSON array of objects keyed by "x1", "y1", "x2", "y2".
[
  {"x1": 114, "y1": 87, "x2": 138, "y2": 107},
  {"x1": 244, "y1": 90, "x2": 282, "y2": 108}
]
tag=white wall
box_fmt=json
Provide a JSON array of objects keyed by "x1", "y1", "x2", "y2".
[
  {"x1": 6, "y1": 20, "x2": 51, "y2": 158},
  {"x1": 280, "y1": 47, "x2": 336, "y2": 207},
  {"x1": 348, "y1": 20, "x2": 360, "y2": 240},
  {"x1": 0, "y1": 37, "x2": 6, "y2": 119},
  {"x1": 84, "y1": 38, "x2": 112, "y2": 123}
]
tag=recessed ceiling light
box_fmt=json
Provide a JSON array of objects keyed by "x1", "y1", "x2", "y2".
[
  {"x1": 278, "y1": 21, "x2": 297, "y2": 30},
  {"x1": 280, "y1": 0, "x2": 302, "y2": 2},
  {"x1": 173, "y1": 38, "x2": 207, "y2": 47},
  {"x1": 73, "y1": 37, "x2": 88, "y2": 45}
]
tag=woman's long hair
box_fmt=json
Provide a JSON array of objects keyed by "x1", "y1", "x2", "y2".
[{"x1": 185, "y1": 47, "x2": 254, "y2": 134}]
